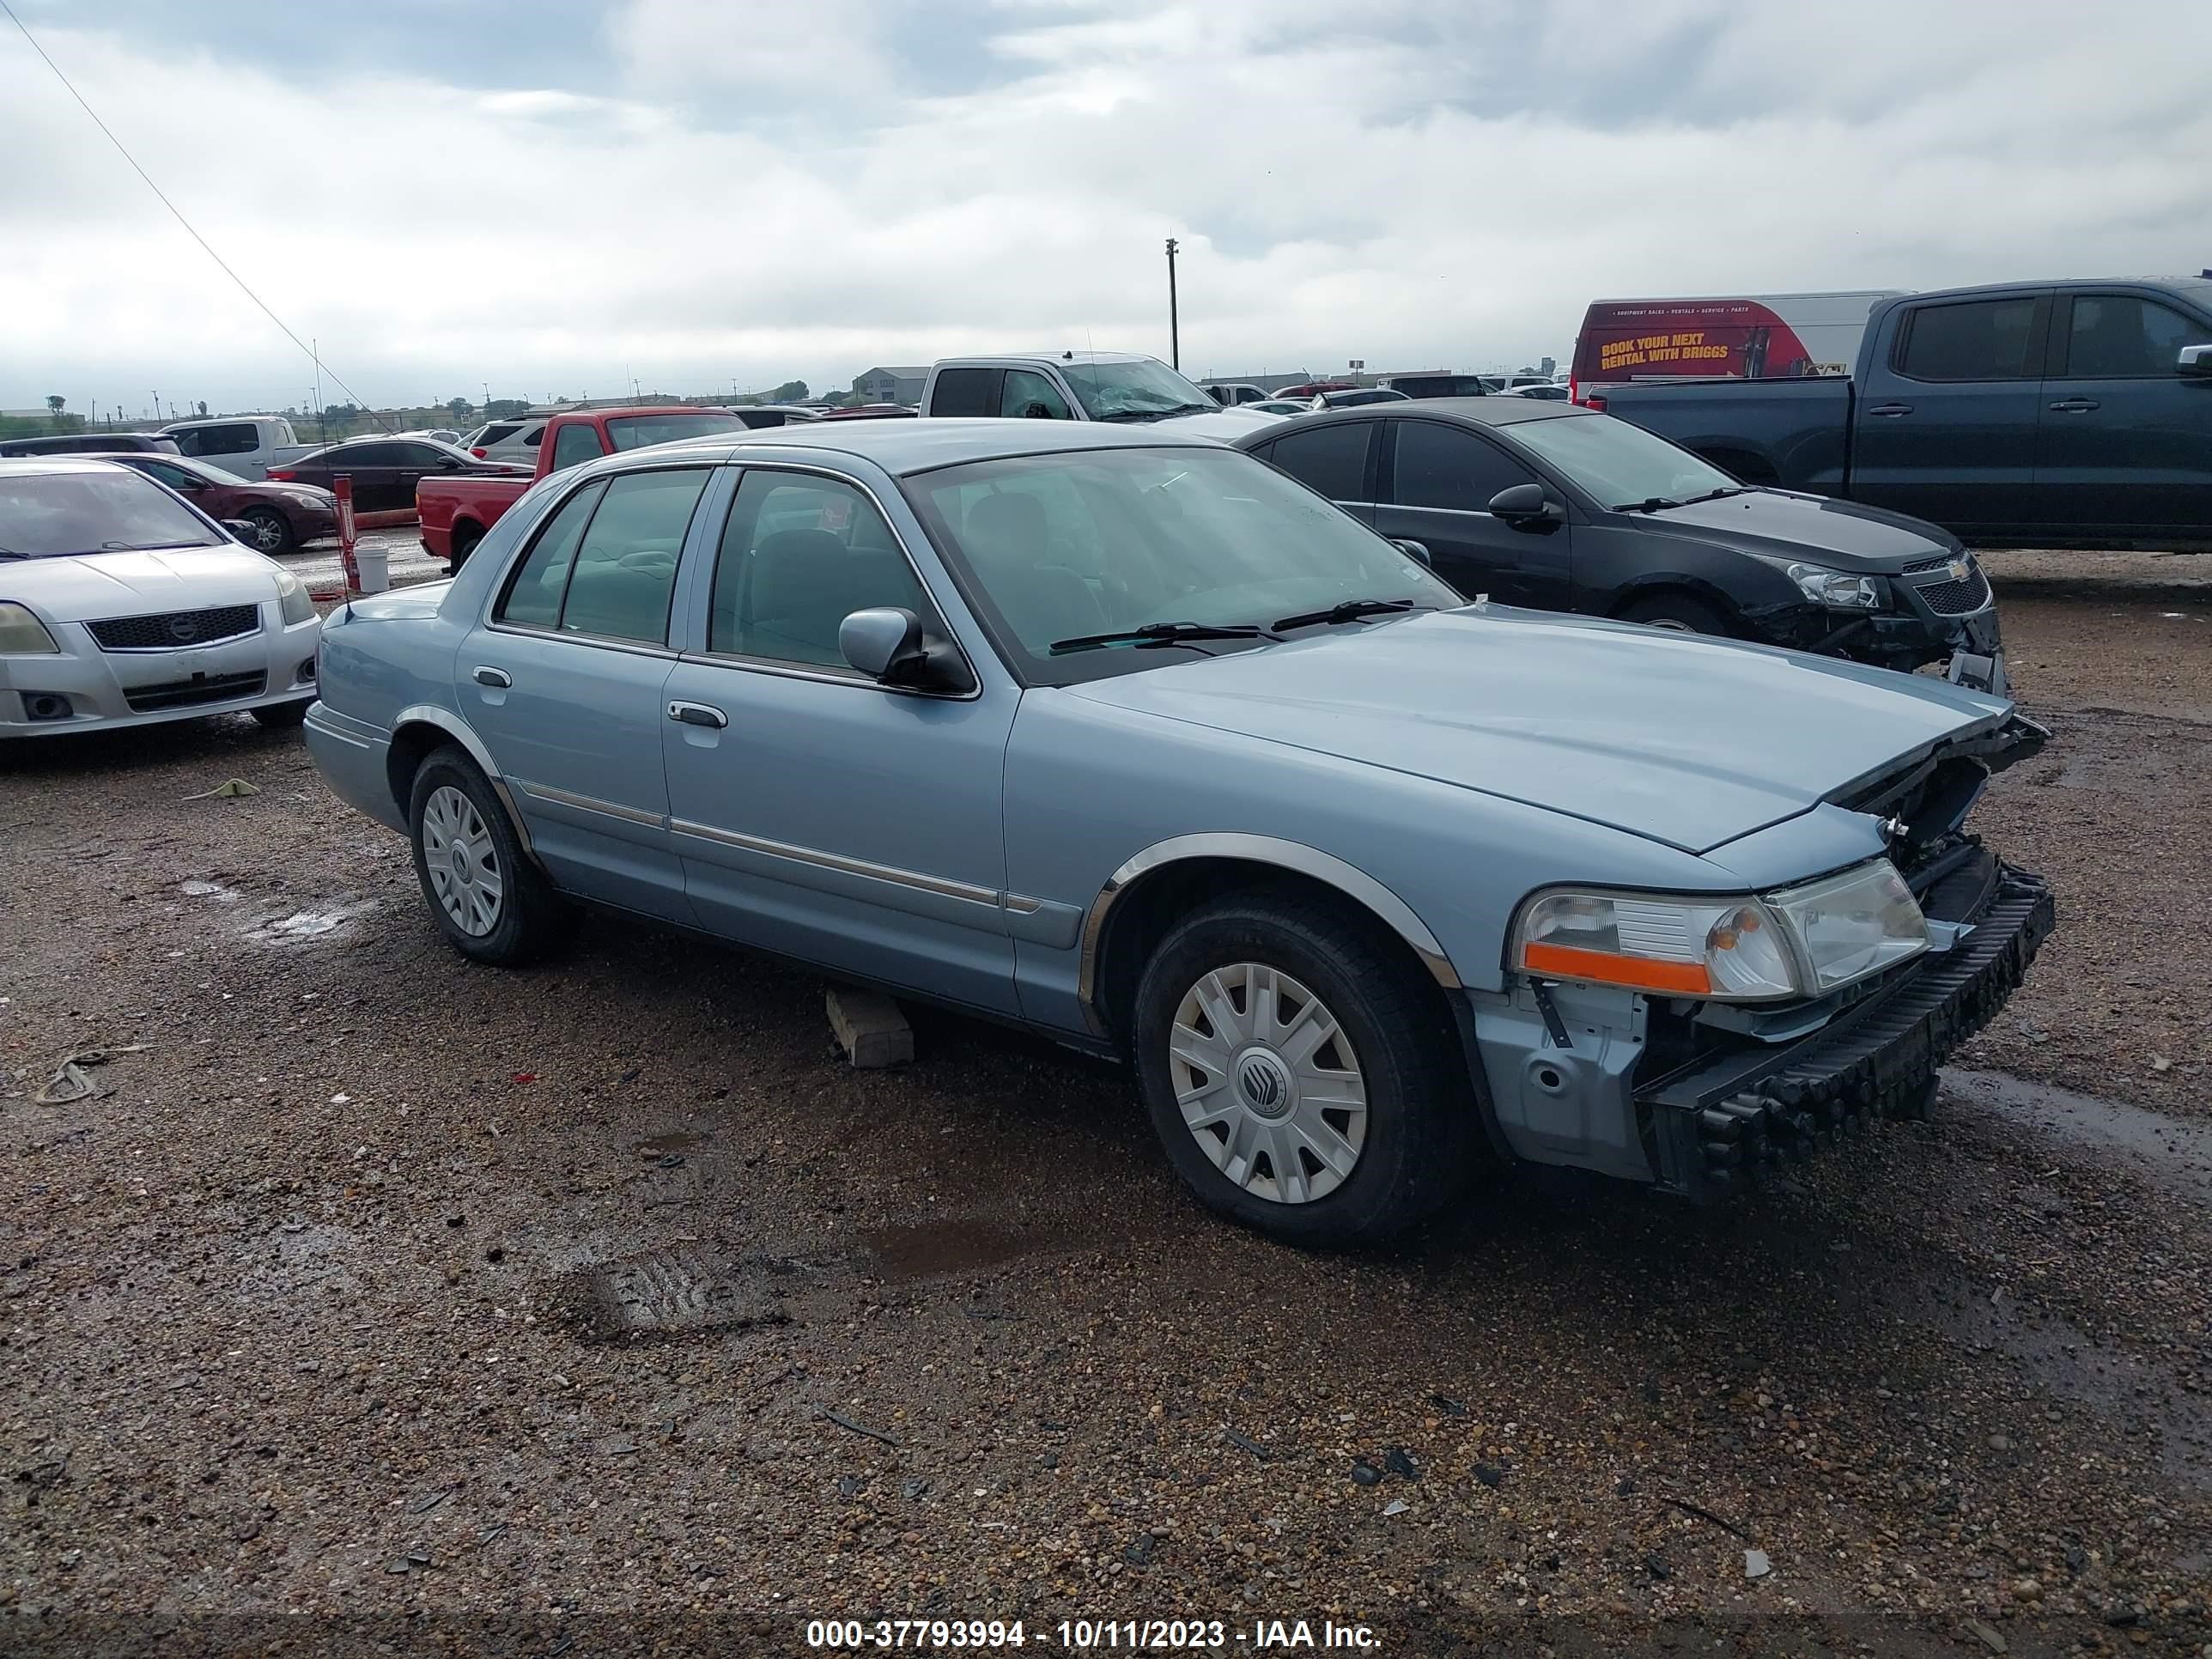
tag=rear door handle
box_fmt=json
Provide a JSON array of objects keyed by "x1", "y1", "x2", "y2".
[
  {"x1": 668, "y1": 700, "x2": 727, "y2": 729},
  {"x1": 1867, "y1": 403, "x2": 1913, "y2": 417},
  {"x1": 2048, "y1": 398, "x2": 2100, "y2": 412},
  {"x1": 471, "y1": 665, "x2": 511, "y2": 688}
]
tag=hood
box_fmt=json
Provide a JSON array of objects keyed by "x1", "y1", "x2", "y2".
[
  {"x1": 1622, "y1": 489, "x2": 1960, "y2": 573},
  {"x1": 1153, "y1": 406, "x2": 1289, "y2": 441},
  {"x1": 1063, "y1": 606, "x2": 2009, "y2": 854},
  {"x1": 3, "y1": 545, "x2": 283, "y2": 623}
]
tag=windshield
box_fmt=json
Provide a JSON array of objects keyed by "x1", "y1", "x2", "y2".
[
  {"x1": 1505, "y1": 412, "x2": 1740, "y2": 507},
  {"x1": 0, "y1": 469, "x2": 224, "y2": 558},
  {"x1": 605, "y1": 412, "x2": 750, "y2": 451},
  {"x1": 904, "y1": 447, "x2": 1462, "y2": 684},
  {"x1": 1057, "y1": 359, "x2": 1216, "y2": 421}
]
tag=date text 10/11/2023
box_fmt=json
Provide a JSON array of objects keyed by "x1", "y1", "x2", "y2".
[{"x1": 804, "y1": 1619, "x2": 1382, "y2": 1650}]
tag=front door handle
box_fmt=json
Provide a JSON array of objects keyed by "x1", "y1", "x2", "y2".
[
  {"x1": 2048, "y1": 398, "x2": 2100, "y2": 412},
  {"x1": 471, "y1": 665, "x2": 511, "y2": 688},
  {"x1": 668, "y1": 700, "x2": 727, "y2": 729},
  {"x1": 1867, "y1": 403, "x2": 1913, "y2": 417}
]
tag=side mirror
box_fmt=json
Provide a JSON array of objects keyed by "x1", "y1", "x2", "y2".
[
  {"x1": 2179, "y1": 343, "x2": 2212, "y2": 378},
  {"x1": 1018, "y1": 402, "x2": 1057, "y2": 420},
  {"x1": 219, "y1": 518, "x2": 258, "y2": 544},
  {"x1": 1389, "y1": 538, "x2": 1432, "y2": 567},
  {"x1": 1488, "y1": 483, "x2": 1564, "y2": 530},
  {"x1": 838, "y1": 607, "x2": 975, "y2": 694}
]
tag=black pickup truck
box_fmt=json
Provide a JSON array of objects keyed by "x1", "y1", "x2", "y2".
[{"x1": 1594, "y1": 278, "x2": 2212, "y2": 545}]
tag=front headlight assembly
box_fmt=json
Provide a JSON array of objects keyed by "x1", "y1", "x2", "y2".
[
  {"x1": 0, "y1": 600, "x2": 60, "y2": 653},
  {"x1": 1755, "y1": 556, "x2": 1883, "y2": 610},
  {"x1": 272, "y1": 567, "x2": 316, "y2": 626},
  {"x1": 1512, "y1": 859, "x2": 1928, "y2": 1002}
]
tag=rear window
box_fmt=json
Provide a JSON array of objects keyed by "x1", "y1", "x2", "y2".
[
  {"x1": 929, "y1": 368, "x2": 1000, "y2": 417},
  {"x1": 477, "y1": 422, "x2": 523, "y2": 446},
  {"x1": 1896, "y1": 298, "x2": 2041, "y2": 381},
  {"x1": 0, "y1": 468, "x2": 222, "y2": 558},
  {"x1": 604, "y1": 412, "x2": 748, "y2": 451},
  {"x1": 1258, "y1": 422, "x2": 1373, "y2": 501}
]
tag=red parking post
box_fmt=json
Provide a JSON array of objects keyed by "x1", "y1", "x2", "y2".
[{"x1": 334, "y1": 474, "x2": 359, "y2": 594}]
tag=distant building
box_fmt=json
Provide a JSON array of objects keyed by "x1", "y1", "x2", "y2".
[
  {"x1": 1196, "y1": 370, "x2": 1320, "y2": 392},
  {"x1": 1539, "y1": 355, "x2": 1557, "y2": 377},
  {"x1": 854, "y1": 366, "x2": 928, "y2": 405}
]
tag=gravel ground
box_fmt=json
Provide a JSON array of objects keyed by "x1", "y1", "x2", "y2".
[{"x1": 3, "y1": 558, "x2": 2209, "y2": 1656}]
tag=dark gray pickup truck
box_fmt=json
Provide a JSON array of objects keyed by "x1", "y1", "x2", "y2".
[{"x1": 1594, "y1": 278, "x2": 2212, "y2": 546}]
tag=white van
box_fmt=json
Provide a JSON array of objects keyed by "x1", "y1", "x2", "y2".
[{"x1": 157, "y1": 415, "x2": 313, "y2": 482}]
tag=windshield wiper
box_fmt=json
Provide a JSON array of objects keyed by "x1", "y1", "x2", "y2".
[
  {"x1": 0, "y1": 546, "x2": 23, "y2": 561},
  {"x1": 1049, "y1": 620, "x2": 1281, "y2": 655},
  {"x1": 1613, "y1": 486, "x2": 1749, "y2": 513},
  {"x1": 1273, "y1": 598, "x2": 1422, "y2": 630}
]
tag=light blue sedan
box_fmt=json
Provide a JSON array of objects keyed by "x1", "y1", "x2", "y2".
[{"x1": 304, "y1": 420, "x2": 2053, "y2": 1245}]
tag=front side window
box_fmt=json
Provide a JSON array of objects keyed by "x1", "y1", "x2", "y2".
[
  {"x1": 1260, "y1": 422, "x2": 1372, "y2": 501},
  {"x1": 2061, "y1": 295, "x2": 2206, "y2": 379},
  {"x1": 1504, "y1": 412, "x2": 1735, "y2": 508},
  {"x1": 708, "y1": 471, "x2": 936, "y2": 668},
  {"x1": 1897, "y1": 297, "x2": 2041, "y2": 381},
  {"x1": 550, "y1": 423, "x2": 604, "y2": 473},
  {"x1": 0, "y1": 469, "x2": 224, "y2": 558},
  {"x1": 1391, "y1": 422, "x2": 1534, "y2": 511},
  {"x1": 1000, "y1": 370, "x2": 1073, "y2": 420},
  {"x1": 905, "y1": 447, "x2": 1458, "y2": 683}
]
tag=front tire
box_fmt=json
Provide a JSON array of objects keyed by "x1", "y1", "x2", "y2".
[
  {"x1": 240, "y1": 507, "x2": 295, "y2": 555},
  {"x1": 251, "y1": 699, "x2": 311, "y2": 730},
  {"x1": 1131, "y1": 890, "x2": 1474, "y2": 1246},
  {"x1": 1618, "y1": 592, "x2": 1732, "y2": 635},
  {"x1": 407, "y1": 748, "x2": 574, "y2": 965}
]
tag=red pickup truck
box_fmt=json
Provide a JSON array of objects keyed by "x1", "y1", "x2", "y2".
[{"x1": 416, "y1": 406, "x2": 756, "y2": 568}]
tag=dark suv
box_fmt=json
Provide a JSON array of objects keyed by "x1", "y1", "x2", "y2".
[
  {"x1": 1237, "y1": 401, "x2": 2008, "y2": 691},
  {"x1": 0, "y1": 431, "x2": 180, "y2": 459}
]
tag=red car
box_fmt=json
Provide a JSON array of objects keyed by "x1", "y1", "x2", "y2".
[{"x1": 91, "y1": 451, "x2": 338, "y2": 554}]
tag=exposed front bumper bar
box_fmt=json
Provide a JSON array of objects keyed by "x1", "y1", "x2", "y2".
[{"x1": 1641, "y1": 862, "x2": 2054, "y2": 1194}]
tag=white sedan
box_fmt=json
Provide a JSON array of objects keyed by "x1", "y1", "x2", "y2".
[{"x1": 0, "y1": 458, "x2": 323, "y2": 738}]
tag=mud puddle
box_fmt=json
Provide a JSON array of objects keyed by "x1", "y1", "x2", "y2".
[
  {"x1": 1942, "y1": 1069, "x2": 2212, "y2": 1190},
  {"x1": 860, "y1": 1217, "x2": 1062, "y2": 1283}
]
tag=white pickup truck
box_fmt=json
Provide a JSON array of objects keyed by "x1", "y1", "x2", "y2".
[
  {"x1": 919, "y1": 352, "x2": 1286, "y2": 441},
  {"x1": 157, "y1": 415, "x2": 313, "y2": 482}
]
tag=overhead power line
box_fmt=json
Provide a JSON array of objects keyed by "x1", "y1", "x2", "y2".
[{"x1": 2, "y1": 0, "x2": 392, "y2": 430}]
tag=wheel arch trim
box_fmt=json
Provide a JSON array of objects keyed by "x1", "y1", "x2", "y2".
[
  {"x1": 388, "y1": 702, "x2": 537, "y2": 860},
  {"x1": 1075, "y1": 832, "x2": 1462, "y2": 1037}
]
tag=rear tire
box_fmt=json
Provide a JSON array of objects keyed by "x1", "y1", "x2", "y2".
[
  {"x1": 407, "y1": 747, "x2": 574, "y2": 966},
  {"x1": 1131, "y1": 890, "x2": 1474, "y2": 1247},
  {"x1": 1618, "y1": 592, "x2": 1733, "y2": 636},
  {"x1": 449, "y1": 523, "x2": 483, "y2": 573},
  {"x1": 241, "y1": 507, "x2": 295, "y2": 556}
]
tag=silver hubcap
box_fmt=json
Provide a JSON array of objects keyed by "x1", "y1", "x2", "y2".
[
  {"x1": 1170, "y1": 963, "x2": 1367, "y2": 1205},
  {"x1": 421, "y1": 785, "x2": 503, "y2": 937},
  {"x1": 249, "y1": 514, "x2": 283, "y2": 550}
]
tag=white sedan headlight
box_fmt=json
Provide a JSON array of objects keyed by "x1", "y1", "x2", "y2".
[
  {"x1": 0, "y1": 600, "x2": 60, "y2": 654},
  {"x1": 1513, "y1": 859, "x2": 1927, "y2": 1002},
  {"x1": 272, "y1": 567, "x2": 316, "y2": 626}
]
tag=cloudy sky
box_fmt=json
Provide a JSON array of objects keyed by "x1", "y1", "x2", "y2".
[{"x1": 4, "y1": 0, "x2": 2209, "y2": 419}]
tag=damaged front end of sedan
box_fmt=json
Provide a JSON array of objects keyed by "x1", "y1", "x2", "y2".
[{"x1": 1468, "y1": 713, "x2": 2054, "y2": 1198}]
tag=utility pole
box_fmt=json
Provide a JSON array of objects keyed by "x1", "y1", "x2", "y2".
[{"x1": 1164, "y1": 238, "x2": 1180, "y2": 370}]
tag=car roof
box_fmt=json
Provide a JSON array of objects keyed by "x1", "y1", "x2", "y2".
[
  {"x1": 0, "y1": 455, "x2": 137, "y2": 477},
  {"x1": 641, "y1": 416, "x2": 1230, "y2": 477},
  {"x1": 1238, "y1": 399, "x2": 1589, "y2": 441}
]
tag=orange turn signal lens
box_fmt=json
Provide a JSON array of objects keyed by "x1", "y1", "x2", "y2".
[{"x1": 1521, "y1": 940, "x2": 1715, "y2": 996}]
